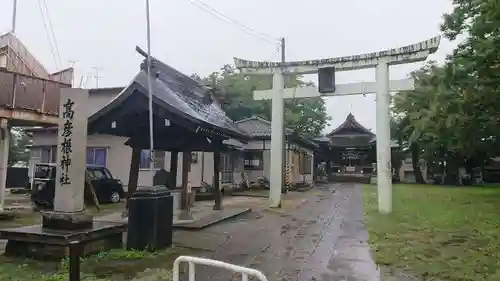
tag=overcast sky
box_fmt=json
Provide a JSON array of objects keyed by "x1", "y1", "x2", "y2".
[{"x1": 1, "y1": 0, "x2": 457, "y2": 133}]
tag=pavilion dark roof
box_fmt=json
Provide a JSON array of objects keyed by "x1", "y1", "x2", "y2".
[{"x1": 88, "y1": 47, "x2": 249, "y2": 141}]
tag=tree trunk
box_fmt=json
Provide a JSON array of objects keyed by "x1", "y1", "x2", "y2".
[
  {"x1": 465, "y1": 157, "x2": 475, "y2": 185},
  {"x1": 391, "y1": 153, "x2": 402, "y2": 183},
  {"x1": 410, "y1": 142, "x2": 426, "y2": 184},
  {"x1": 444, "y1": 154, "x2": 460, "y2": 185}
]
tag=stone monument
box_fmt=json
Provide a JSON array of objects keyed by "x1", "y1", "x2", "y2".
[
  {"x1": 42, "y1": 88, "x2": 94, "y2": 230},
  {"x1": 0, "y1": 88, "x2": 126, "y2": 260}
]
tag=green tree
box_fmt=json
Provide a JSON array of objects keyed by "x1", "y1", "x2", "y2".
[
  {"x1": 390, "y1": 1, "x2": 500, "y2": 185},
  {"x1": 440, "y1": 0, "x2": 500, "y2": 182},
  {"x1": 9, "y1": 128, "x2": 31, "y2": 166},
  {"x1": 393, "y1": 58, "x2": 498, "y2": 185},
  {"x1": 392, "y1": 62, "x2": 446, "y2": 183},
  {"x1": 195, "y1": 65, "x2": 331, "y2": 137}
]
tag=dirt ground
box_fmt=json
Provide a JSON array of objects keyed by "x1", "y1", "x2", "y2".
[
  {"x1": 173, "y1": 183, "x2": 380, "y2": 281},
  {"x1": 0, "y1": 184, "x2": 385, "y2": 281}
]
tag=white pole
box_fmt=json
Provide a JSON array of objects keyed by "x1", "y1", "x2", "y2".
[
  {"x1": 375, "y1": 61, "x2": 392, "y2": 213},
  {"x1": 269, "y1": 70, "x2": 285, "y2": 208},
  {"x1": 11, "y1": 0, "x2": 18, "y2": 34},
  {"x1": 145, "y1": 0, "x2": 155, "y2": 183}
]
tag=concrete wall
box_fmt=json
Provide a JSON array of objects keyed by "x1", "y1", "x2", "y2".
[
  {"x1": 243, "y1": 140, "x2": 314, "y2": 185},
  {"x1": 29, "y1": 132, "x2": 315, "y2": 188},
  {"x1": 30, "y1": 132, "x2": 133, "y2": 186},
  {"x1": 399, "y1": 156, "x2": 427, "y2": 183},
  {"x1": 30, "y1": 133, "x2": 240, "y2": 189}
]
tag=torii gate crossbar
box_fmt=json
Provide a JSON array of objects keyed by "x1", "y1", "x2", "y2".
[{"x1": 234, "y1": 36, "x2": 441, "y2": 213}]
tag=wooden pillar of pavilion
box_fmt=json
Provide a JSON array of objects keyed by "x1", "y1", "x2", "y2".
[
  {"x1": 180, "y1": 151, "x2": 191, "y2": 210},
  {"x1": 126, "y1": 147, "x2": 141, "y2": 209},
  {"x1": 213, "y1": 142, "x2": 222, "y2": 210},
  {"x1": 170, "y1": 151, "x2": 178, "y2": 188},
  {"x1": 326, "y1": 157, "x2": 333, "y2": 182}
]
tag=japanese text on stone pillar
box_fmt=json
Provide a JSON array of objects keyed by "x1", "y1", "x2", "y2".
[{"x1": 59, "y1": 98, "x2": 75, "y2": 185}]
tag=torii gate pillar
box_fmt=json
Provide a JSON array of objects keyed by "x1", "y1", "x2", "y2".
[
  {"x1": 375, "y1": 61, "x2": 391, "y2": 213},
  {"x1": 235, "y1": 36, "x2": 441, "y2": 213},
  {"x1": 269, "y1": 70, "x2": 285, "y2": 208}
]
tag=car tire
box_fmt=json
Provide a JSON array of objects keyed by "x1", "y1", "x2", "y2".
[{"x1": 110, "y1": 191, "x2": 121, "y2": 203}]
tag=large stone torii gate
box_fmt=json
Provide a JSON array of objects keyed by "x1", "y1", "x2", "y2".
[{"x1": 234, "y1": 36, "x2": 441, "y2": 213}]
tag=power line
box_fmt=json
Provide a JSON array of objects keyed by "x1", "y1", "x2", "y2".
[
  {"x1": 183, "y1": 0, "x2": 279, "y2": 44},
  {"x1": 265, "y1": 42, "x2": 282, "y2": 61},
  {"x1": 41, "y1": 0, "x2": 62, "y2": 67},
  {"x1": 192, "y1": 0, "x2": 277, "y2": 42},
  {"x1": 36, "y1": 0, "x2": 59, "y2": 69}
]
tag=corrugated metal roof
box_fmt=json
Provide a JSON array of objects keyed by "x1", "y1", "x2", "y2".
[{"x1": 0, "y1": 32, "x2": 49, "y2": 78}]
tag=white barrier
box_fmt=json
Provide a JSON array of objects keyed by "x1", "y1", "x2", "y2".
[{"x1": 173, "y1": 256, "x2": 268, "y2": 281}]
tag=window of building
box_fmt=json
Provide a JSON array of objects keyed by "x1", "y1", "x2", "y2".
[
  {"x1": 220, "y1": 153, "x2": 233, "y2": 184},
  {"x1": 40, "y1": 146, "x2": 57, "y2": 163},
  {"x1": 86, "y1": 147, "x2": 107, "y2": 167},
  {"x1": 243, "y1": 151, "x2": 263, "y2": 170},
  {"x1": 31, "y1": 148, "x2": 41, "y2": 158},
  {"x1": 140, "y1": 150, "x2": 165, "y2": 170},
  {"x1": 233, "y1": 152, "x2": 244, "y2": 171},
  {"x1": 299, "y1": 152, "x2": 312, "y2": 174}
]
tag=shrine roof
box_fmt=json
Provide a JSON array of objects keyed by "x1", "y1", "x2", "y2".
[
  {"x1": 328, "y1": 135, "x2": 375, "y2": 147},
  {"x1": 235, "y1": 116, "x2": 294, "y2": 137},
  {"x1": 88, "y1": 47, "x2": 249, "y2": 141},
  {"x1": 235, "y1": 116, "x2": 318, "y2": 149},
  {"x1": 327, "y1": 113, "x2": 374, "y2": 137},
  {"x1": 313, "y1": 134, "x2": 399, "y2": 148}
]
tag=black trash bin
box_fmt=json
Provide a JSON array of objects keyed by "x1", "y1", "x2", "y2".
[{"x1": 126, "y1": 186, "x2": 173, "y2": 251}]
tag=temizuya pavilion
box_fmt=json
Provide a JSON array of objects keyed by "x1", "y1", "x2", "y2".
[{"x1": 88, "y1": 47, "x2": 250, "y2": 212}]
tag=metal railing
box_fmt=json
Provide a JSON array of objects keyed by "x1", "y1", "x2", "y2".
[
  {"x1": 0, "y1": 69, "x2": 70, "y2": 115},
  {"x1": 173, "y1": 256, "x2": 268, "y2": 281}
]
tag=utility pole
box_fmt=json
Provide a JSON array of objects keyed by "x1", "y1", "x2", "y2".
[
  {"x1": 69, "y1": 61, "x2": 78, "y2": 86},
  {"x1": 280, "y1": 37, "x2": 287, "y2": 195},
  {"x1": 92, "y1": 67, "x2": 103, "y2": 88},
  {"x1": 11, "y1": 0, "x2": 18, "y2": 34},
  {"x1": 281, "y1": 37, "x2": 285, "y2": 63},
  {"x1": 145, "y1": 0, "x2": 155, "y2": 183}
]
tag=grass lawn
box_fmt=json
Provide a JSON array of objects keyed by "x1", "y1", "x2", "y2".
[
  {"x1": 364, "y1": 184, "x2": 500, "y2": 281},
  {"x1": 0, "y1": 246, "x2": 199, "y2": 281}
]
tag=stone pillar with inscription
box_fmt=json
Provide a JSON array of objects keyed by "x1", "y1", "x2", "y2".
[{"x1": 42, "y1": 88, "x2": 93, "y2": 230}]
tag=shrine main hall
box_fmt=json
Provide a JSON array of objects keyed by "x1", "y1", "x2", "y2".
[{"x1": 314, "y1": 113, "x2": 380, "y2": 182}]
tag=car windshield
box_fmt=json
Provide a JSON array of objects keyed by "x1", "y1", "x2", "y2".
[
  {"x1": 88, "y1": 168, "x2": 113, "y2": 180},
  {"x1": 34, "y1": 165, "x2": 55, "y2": 179}
]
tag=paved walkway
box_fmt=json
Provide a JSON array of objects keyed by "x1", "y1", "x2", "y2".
[{"x1": 174, "y1": 183, "x2": 380, "y2": 281}]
